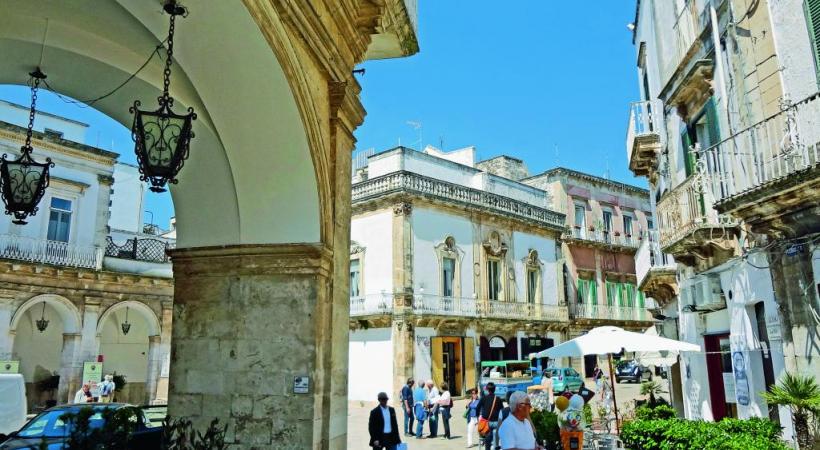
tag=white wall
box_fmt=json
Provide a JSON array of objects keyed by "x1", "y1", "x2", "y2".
[
  {"x1": 411, "y1": 207, "x2": 475, "y2": 297},
  {"x1": 0, "y1": 100, "x2": 89, "y2": 143},
  {"x1": 413, "y1": 327, "x2": 435, "y2": 384},
  {"x1": 99, "y1": 310, "x2": 149, "y2": 383},
  {"x1": 351, "y1": 211, "x2": 393, "y2": 296},
  {"x1": 769, "y1": 0, "x2": 818, "y2": 101},
  {"x1": 348, "y1": 328, "x2": 393, "y2": 401},
  {"x1": 109, "y1": 163, "x2": 145, "y2": 233},
  {"x1": 12, "y1": 304, "x2": 64, "y2": 382}
]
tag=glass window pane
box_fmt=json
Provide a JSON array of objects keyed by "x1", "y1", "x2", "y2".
[
  {"x1": 623, "y1": 216, "x2": 633, "y2": 236},
  {"x1": 574, "y1": 206, "x2": 585, "y2": 228},
  {"x1": 349, "y1": 259, "x2": 360, "y2": 297},
  {"x1": 442, "y1": 257, "x2": 455, "y2": 297},
  {"x1": 50, "y1": 197, "x2": 72, "y2": 211}
]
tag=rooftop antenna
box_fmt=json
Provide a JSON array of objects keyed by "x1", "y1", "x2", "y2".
[
  {"x1": 603, "y1": 154, "x2": 611, "y2": 180},
  {"x1": 439, "y1": 135, "x2": 445, "y2": 150},
  {"x1": 554, "y1": 143, "x2": 559, "y2": 167},
  {"x1": 406, "y1": 120, "x2": 422, "y2": 150}
]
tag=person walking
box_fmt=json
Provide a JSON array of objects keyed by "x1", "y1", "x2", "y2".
[
  {"x1": 99, "y1": 374, "x2": 116, "y2": 403},
  {"x1": 400, "y1": 377, "x2": 415, "y2": 436},
  {"x1": 426, "y1": 380, "x2": 440, "y2": 438},
  {"x1": 413, "y1": 380, "x2": 428, "y2": 438},
  {"x1": 437, "y1": 382, "x2": 453, "y2": 439},
  {"x1": 466, "y1": 388, "x2": 481, "y2": 448},
  {"x1": 498, "y1": 391, "x2": 543, "y2": 450},
  {"x1": 592, "y1": 364, "x2": 604, "y2": 394},
  {"x1": 73, "y1": 384, "x2": 93, "y2": 404},
  {"x1": 368, "y1": 392, "x2": 402, "y2": 450},
  {"x1": 478, "y1": 382, "x2": 503, "y2": 450}
]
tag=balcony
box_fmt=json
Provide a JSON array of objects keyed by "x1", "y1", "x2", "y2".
[
  {"x1": 563, "y1": 227, "x2": 641, "y2": 253},
  {"x1": 413, "y1": 294, "x2": 568, "y2": 322},
  {"x1": 350, "y1": 294, "x2": 393, "y2": 316},
  {"x1": 352, "y1": 171, "x2": 565, "y2": 231},
  {"x1": 700, "y1": 95, "x2": 820, "y2": 237},
  {"x1": 656, "y1": 173, "x2": 738, "y2": 267},
  {"x1": 0, "y1": 234, "x2": 102, "y2": 269},
  {"x1": 662, "y1": 0, "x2": 710, "y2": 86},
  {"x1": 626, "y1": 100, "x2": 664, "y2": 179},
  {"x1": 572, "y1": 303, "x2": 654, "y2": 322},
  {"x1": 635, "y1": 232, "x2": 678, "y2": 306}
]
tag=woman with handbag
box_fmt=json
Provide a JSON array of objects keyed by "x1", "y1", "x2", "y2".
[
  {"x1": 437, "y1": 382, "x2": 453, "y2": 439},
  {"x1": 466, "y1": 388, "x2": 481, "y2": 447},
  {"x1": 477, "y1": 382, "x2": 503, "y2": 450}
]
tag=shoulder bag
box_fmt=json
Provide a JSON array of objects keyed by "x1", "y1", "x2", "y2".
[{"x1": 477, "y1": 396, "x2": 497, "y2": 437}]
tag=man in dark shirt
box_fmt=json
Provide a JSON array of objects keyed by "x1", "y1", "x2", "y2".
[
  {"x1": 400, "y1": 378, "x2": 415, "y2": 436},
  {"x1": 478, "y1": 382, "x2": 504, "y2": 450}
]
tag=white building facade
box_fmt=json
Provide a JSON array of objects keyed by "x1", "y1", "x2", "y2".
[
  {"x1": 0, "y1": 101, "x2": 173, "y2": 410},
  {"x1": 627, "y1": 0, "x2": 820, "y2": 440},
  {"x1": 348, "y1": 146, "x2": 568, "y2": 401}
]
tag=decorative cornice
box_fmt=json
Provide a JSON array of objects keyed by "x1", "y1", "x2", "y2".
[
  {"x1": 0, "y1": 123, "x2": 118, "y2": 165},
  {"x1": 524, "y1": 167, "x2": 649, "y2": 196},
  {"x1": 97, "y1": 174, "x2": 115, "y2": 186},
  {"x1": 393, "y1": 202, "x2": 412, "y2": 216},
  {"x1": 169, "y1": 243, "x2": 333, "y2": 278}
]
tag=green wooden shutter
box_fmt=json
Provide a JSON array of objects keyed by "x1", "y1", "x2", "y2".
[
  {"x1": 638, "y1": 290, "x2": 646, "y2": 308},
  {"x1": 805, "y1": 0, "x2": 820, "y2": 81},
  {"x1": 705, "y1": 97, "x2": 721, "y2": 146},
  {"x1": 590, "y1": 281, "x2": 598, "y2": 306},
  {"x1": 681, "y1": 127, "x2": 695, "y2": 177}
]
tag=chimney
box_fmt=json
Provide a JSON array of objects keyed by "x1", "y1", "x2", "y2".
[{"x1": 476, "y1": 155, "x2": 529, "y2": 181}]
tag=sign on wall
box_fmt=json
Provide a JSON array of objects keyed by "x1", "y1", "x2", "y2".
[
  {"x1": 732, "y1": 351, "x2": 750, "y2": 406},
  {"x1": 82, "y1": 362, "x2": 103, "y2": 385}
]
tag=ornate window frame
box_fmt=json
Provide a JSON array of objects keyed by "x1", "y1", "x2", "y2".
[
  {"x1": 482, "y1": 230, "x2": 509, "y2": 301},
  {"x1": 434, "y1": 236, "x2": 463, "y2": 298},
  {"x1": 350, "y1": 241, "x2": 366, "y2": 298},
  {"x1": 523, "y1": 249, "x2": 542, "y2": 304}
]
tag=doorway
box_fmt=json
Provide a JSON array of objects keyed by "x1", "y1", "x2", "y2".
[
  {"x1": 704, "y1": 333, "x2": 733, "y2": 420},
  {"x1": 432, "y1": 337, "x2": 464, "y2": 395}
]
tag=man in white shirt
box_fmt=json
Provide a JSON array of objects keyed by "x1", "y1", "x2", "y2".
[
  {"x1": 368, "y1": 392, "x2": 401, "y2": 449},
  {"x1": 498, "y1": 391, "x2": 544, "y2": 450},
  {"x1": 426, "y1": 380, "x2": 441, "y2": 438}
]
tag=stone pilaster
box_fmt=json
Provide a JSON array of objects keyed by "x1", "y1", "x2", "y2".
[
  {"x1": 145, "y1": 335, "x2": 162, "y2": 405},
  {"x1": 391, "y1": 202, "x2": 415, "y2": 398},
  {"x1": 392, "y1": 319, "x2": 415, "y2": 400},
  {"x1": 57, "y1": 333, "x2": 82, "y2": 403},
  {"x1": 0, "y1": 301, "x2": 15, "y2": 360},
  {"x1": 80, "y1": 297, "x2": 102, "y2": 362},
  {"x1": 168, "y1": 244, "x2": 334, "y2": 449}
]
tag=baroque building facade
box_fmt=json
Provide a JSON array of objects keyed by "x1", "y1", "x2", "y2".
[
  {"x1": 348, "y1": 146, "x2": 656, "y2": 401},
  {"x1": 0, "y1": 101, "x2": 173, "y2": 410},
  {"x1": 627, "y1": 0, "x2": 820, "y2": 440}
]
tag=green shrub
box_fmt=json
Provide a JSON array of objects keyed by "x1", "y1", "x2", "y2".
[
  {"x1": 635, "y1": 405, "x2": 676, "y2": 421},
  {"x1": 530, "y1": 409, "x2": 560, "y2": 449},
  {"x1": 621, "y1": 417, "x2": 787, "y2": 450}
]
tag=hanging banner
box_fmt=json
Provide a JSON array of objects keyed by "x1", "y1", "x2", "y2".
[{"x1": 82, "y1": 362, "x2": 103, "y2": 395}]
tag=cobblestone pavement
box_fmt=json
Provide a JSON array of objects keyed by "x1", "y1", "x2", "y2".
[{"x1": 346, "y1": 377, "x2": 666, "y2": 449}]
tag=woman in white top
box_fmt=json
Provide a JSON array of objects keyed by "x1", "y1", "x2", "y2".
[
  {"x1": 437, "y1": 382, "x2": 453, "y2": 439},
  {"x1": 498, "y1": 391, "x2": 543, "y2": 450}
]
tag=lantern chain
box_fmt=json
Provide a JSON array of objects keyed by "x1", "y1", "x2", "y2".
[
  {"x1": 24, "y1": 71, "x2": 45, "y2": 154},
  {"x1": 161, "y1": 13, "x2": 176, "y2": 104}
]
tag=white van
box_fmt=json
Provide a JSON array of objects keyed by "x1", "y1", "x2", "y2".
[{"x1": 0, "y1": 374, "x2": 26, "y2": 435}]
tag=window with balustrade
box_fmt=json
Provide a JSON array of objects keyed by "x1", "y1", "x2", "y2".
[
  {"x1": 482, "y1": 231, "x2": 507, "y2": 301},
  {"x1": 435, "y1": 236, "x2": 462, "y2": 298},
  {"x1": 487, "y1": 259, "x2": 501, "y2": 300},
  {"x1": 524, "y1": 249, "x2": 542, "y2": 304},
  {"x1": 573, "y1": 204, "x2": 586, "y2": 239},
  {"x1": 576, "y1": 278, "x2": 596, "y2": 305},
  {"x1": 350, "y1": 258, "x2": 361, "y2": 298},
  {"x1": 47, "y1": 197, "x2": 72, "y2": 243},
  {"x1": 602, "y1": 209, "x2": 613, "y2": 243}
]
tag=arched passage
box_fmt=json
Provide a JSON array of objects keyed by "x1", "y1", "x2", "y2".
[{"x1": 10, "y1": 294, "x2": 81, "y2": 410}]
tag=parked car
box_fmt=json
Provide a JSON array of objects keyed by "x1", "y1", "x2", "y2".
[
  {"x1": 615, "y1": 360, "x2": 652, "y2": 383},
  {"x1": 0, "y1": 403, "x2": 162, "y2": 449},
  {"x1": 544, "y1": 367, "x2": 584, "y2": 393},
  {"x1": 0, "y1": 374, "x2": 26, "y2": 436}
]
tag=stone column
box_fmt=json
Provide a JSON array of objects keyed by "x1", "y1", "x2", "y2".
[
  {"x1": 391, "y1": 201, "x2": 415, "y2": 399},
  {"x1": 57, "y1": 333, "x2": 82, "y2": 404},
  {"x1": 168, "y1": 244, "x2": 335, "y2": 449},
  {"x1": 392, "y1": 319, "x2": 415, "y2": 400},
  {"x1": 144, "y1": 335, "x2": 162, "y2": 405},
  {"x1": 0, "y1": 301, "x2": 15, "y2": 360},
  {"x1": 80, "y1": 297, "x2": 103, "y2": 362},
  {"x1": 154, "y1": 300, "x2": 173, "y2": 404}
]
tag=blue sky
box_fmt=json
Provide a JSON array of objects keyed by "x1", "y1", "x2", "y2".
[{"x1": 0, "y1": 1, "x2": 640, "y2": 230}]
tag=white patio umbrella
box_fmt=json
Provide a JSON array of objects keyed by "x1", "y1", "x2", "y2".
[{"x1": 534, "y1": 326, "x2": 699, "y2": 433}]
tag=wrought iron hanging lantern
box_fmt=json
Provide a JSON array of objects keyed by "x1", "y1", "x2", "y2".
[
  {"x1": 130, "y1": 0, "x2": 196, "y2": 193},
  {"x1": 0, "y1": 69, "x2": 55, "y2": 225},
  {"x1": 35, "y1": 301, "x2": 49, "y2": 333},
  {"x1": 121, "y1": 306, "x2": 131, "y2": 335}
]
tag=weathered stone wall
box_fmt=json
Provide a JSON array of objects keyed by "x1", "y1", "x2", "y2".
[{"x1": 476, "y1": 155, "x2": 529, "y2": 181}]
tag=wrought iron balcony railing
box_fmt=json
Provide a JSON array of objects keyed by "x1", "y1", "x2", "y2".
[
  {"x1": 635, "y1": 231, "x2": 676, "y2": 287},
  {"x1": 564, "y1": 227, "x2": 641, "y2": 249},
  {"x1": 572, "y1": 303, "x2": 654, "y2": 322},
  {"x1": 698, "y1": 95, "x2": 820, "y2": 205},
  {"x1": 656, "y1": 173, "x2": 735, "y2": 250},
  {"x1": 104, "y1": 236, "x2": 174, "y2": 264},
  {"x1": 352, "y1": 171, "x2": 564, "y2": 230},
  {"x1": 0, "y1": 234, "x2": 102, "y2": 269}
]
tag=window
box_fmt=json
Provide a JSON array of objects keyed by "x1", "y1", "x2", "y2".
[
  {"x1": 574, "y1": 205, "x2": 586, "y2": 238},
  {"x1": 350, "y1": 259, "x2": 361, "y2": 297},
  {"x1": 623, "y1": 215, "x2": 633, "y2": 237},
  {"x1": 577, "y1": 278, "x2": 597, "y2": 305},
  {"x1": 487, "y1": 259, "x2": 501, "y2": 300},
  {"x1": 44, "y1": 128, "x2": 64, "y2": 139},
  {"x1": 606, "y1": 281, "x2": 621, "y2": 306},
  {"x1": 442, "y1": 257, "x2": 455, "y2": 297},
  {"x1": 47, "y1": 198, "x2": 72, "y2": 242},
  {"x1": 527, "y1": 269, "x2": 538, "y2": 303},
  {"x1": 806, "y1": 0, "x2": 820, "y2": 81},
  {"x1": 603, "y1": 210, "x2": 613, "y2": 243}
]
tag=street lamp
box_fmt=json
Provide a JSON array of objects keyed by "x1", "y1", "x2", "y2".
[
  {"x1": 0, "y1": 69, "x2": 55, "y2": 225},
  {"x1": 35, "y1": 302, "x2": 49, "y2": 333},
  {"x1": 130, "y1": 0, "x2": 196, "y2": 193},
  {"x1": 121, "y1": 306, "x2": 131, "y2": 335}
]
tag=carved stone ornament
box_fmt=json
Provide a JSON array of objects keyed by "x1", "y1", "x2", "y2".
[
  {"x1": 524, "y1": 249, "x2": 541, "y2": 267},
  {"x1": 393, "y1": 202, "x2": 412, "y2": 216},
  {"x1": 482, "y1": 231, "x2": 507, "y2": 256},
  {"x1": 350, "y1": 240, "x2": 366, "y2": 255}
]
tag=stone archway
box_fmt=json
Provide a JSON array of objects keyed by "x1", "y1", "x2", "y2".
[
  {"x1": 1, "y1": 0, "x2": 417, "y2": 446},
  {"x1": 10, "y1": 294, "x2": 83, "y2": 408}
]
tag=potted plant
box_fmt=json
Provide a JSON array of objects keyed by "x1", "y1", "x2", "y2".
[
  {"x1": 36, "y1": 372, "x2": 60, "y2": 408},
  {"x1": 614, "y1": 231, "x2": 621, "y2": 237},
  {"x1": 761, "y1": 373, "x2": 820, "y2": 449},
  {"x1": 112, "y1": 372, "x2": 127, "y2": 402}
]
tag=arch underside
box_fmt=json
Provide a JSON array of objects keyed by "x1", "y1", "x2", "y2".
[{"x1": 0, "y1": 0, "x2": 321, "y2": 248}]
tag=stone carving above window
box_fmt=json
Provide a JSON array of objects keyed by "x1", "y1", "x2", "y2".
[
  {"x1": 393, "y1": 202, "x2": 412, "y2": 216},
  {"x1": 350, "y1": 240, "x2": 366, "y2": 256},
  {"x1": 524, "y1": 249, "x2": 541, "y2": 268},
  {"x1": 482, "y1": 231, "x2": 507, "y2": 256}
]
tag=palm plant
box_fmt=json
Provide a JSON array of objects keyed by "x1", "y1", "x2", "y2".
[
  {"x1": 761, "y1": 372, "x2": 820, "y2": 449},
  {"x1": 640, "y1": 380, "x2": 665, "y2": 407}
]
